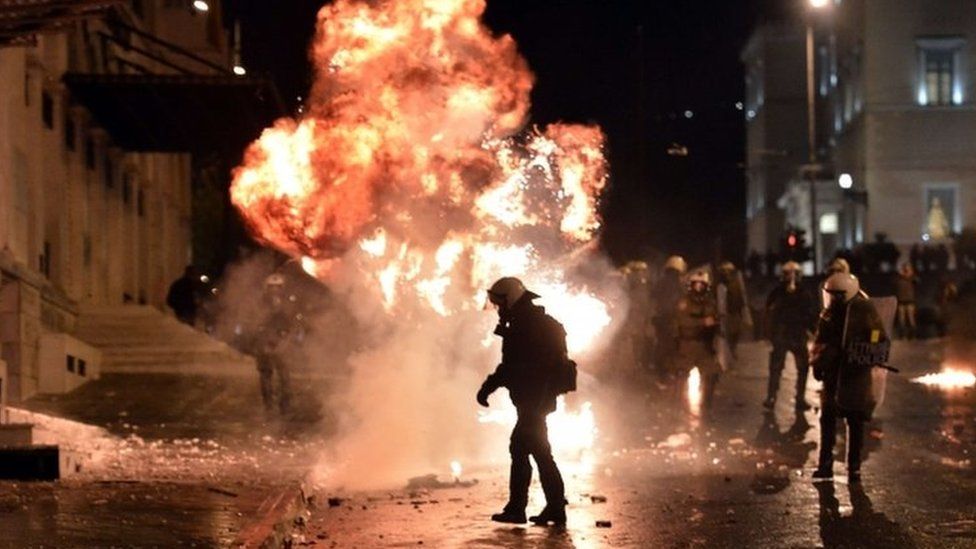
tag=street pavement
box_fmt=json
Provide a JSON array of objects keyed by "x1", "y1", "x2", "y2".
[
  {"x1": 301, "y1": 340, "x2": 976, "y2": 548},
  {"x1": 0, "y1": 374, "x2": 323, "y2": 548}
]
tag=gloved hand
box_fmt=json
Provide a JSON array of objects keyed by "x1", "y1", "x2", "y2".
[{"x1": 476, "y1": 386, "x2": 491, "y2": 407}]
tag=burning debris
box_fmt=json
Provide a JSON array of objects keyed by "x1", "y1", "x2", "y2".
[
  {"x1": 229, "y1": 0, "x2": 623, "y2": 488},
  {"x1": 912, "y1": 368, "x2": 976, "y2": 389}
]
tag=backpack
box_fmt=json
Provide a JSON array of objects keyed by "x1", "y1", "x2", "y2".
[{"x1": 544, "y1": 316, "x2": 577, "y2": 394}]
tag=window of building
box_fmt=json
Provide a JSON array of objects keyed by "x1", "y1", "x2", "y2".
[
  {"x1": 64, "y1": 111, "x2": 76, "y2": 151},
  {"x1": 104, "y1": 155, "x2": 114, "y2": 188},
  {"x1": 818, "y1": 45, "x2": 830, "y2": 97},
  {"x1": 917, "y1": 37, "x2": 965, "y2": 106},
  {"x1": 819, "y1": 213, "x2": 838, "y2": 234},
  {"x1": 744, "y1": 57, "x2": 764, "y2": 122},
  {"x1": 85, "y1": 136, "x2": 96, "y2": 170},
  {"x1": 123, "y1": 173, "x2": 132, "y2": 204},
  {"x1": 41, "y1": 91, "x2": 54, "y2": 129},
  {"x1": 40, "y1": 240, "x2": 51, "y2": 277},
  {"x1": 83, "y1": 234, "x2": 92, "y2": 266},
  {"x1": 66, "y1": 355, "x2": 75, "y2": 373}
]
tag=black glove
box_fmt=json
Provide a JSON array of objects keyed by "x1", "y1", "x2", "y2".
[{"x1": 476, "y1": 386, "x2": 491, "y2": 407}]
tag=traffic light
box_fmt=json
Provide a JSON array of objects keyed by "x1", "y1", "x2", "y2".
[{"x1": 781, "y1": 228, "x2": 812, "y2": 262}]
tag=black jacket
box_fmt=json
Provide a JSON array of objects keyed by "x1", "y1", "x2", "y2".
[
  {"x1": 765, "y1": 284, "x2": 818, "y2": 342},
  {"x1": 480, "y1": 297, "x2": 567, "y2": 415}
]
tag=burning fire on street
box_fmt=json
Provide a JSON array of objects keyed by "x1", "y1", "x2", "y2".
[
  {"x1": 912, "y1": 367, "x2": 976, "y2": 389},
  {"x1": 687, "y1": 367, "x2": 702, "y2": 417},
  {"x1": 229, "y1": 0, "x2": 623, "y2": 487}
]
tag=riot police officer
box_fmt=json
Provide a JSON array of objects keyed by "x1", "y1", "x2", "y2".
[
  {"x1": 477, "y1": 277, "x2": 569, "y2": 526},
  {"x1": 812, "y1": 273, "x2": 889, "y2": 483},
  {"x1": 652, "y1": 256, "x2": 687, "y2": 383},
  {"x1": 764, "y1": 261, "x2": 818, "y2": 411},
  {"x1": 674, "y1": 270, "x2": 722, "y2": 411}
]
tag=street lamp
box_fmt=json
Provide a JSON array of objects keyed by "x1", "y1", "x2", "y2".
[
  {"x1": 805, "y1": 0, "x2": 831, "y2": 268},
  {"x1": 192, "y1": 1, "x2": 209, "y2": 13},
  {"x1": 838, "y1": 173, "x2": 853, "y2": 189}
]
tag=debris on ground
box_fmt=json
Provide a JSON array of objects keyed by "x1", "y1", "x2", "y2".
[
  {"x1": 658, "y1": 433, "x2": 692, "y2": 448},
  {"x1": 405, "y1": 474, "x2": 477, "y2": 490}
]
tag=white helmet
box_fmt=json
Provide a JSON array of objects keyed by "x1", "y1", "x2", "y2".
[
  {"x1": 822, "y1": 273, "x2": 859, "y2": 308},
  {"x1": 665, "y1": 255, "x2": 688, "y2": 274},
  {"x1": 487, "y1": 277, "x2": 538, "y2": 309},
  {"x1": 782, "y1": 261, "x2": 801, "y2": 274},
  {"x1": 827, "y1": 257, "x2": 850, "y2": 275},
  {"x1": 688, "y1": 269, "x2": 710, "y2": 289}
]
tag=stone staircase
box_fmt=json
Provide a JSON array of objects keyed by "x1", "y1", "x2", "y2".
[{"x1": 73, "y1": 306, "x2": 255, "y2": 376}]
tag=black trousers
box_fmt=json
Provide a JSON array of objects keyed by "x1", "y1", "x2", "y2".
[
  {"x1": 818, "y1": 397, "x2": 865, "y2": 473},
  {"x1": 257, "y1": 354, "x2": 292, "y2": 413},
  {"x1": 506, "y1": 413, "x2": 565, "y2": 512},
  {"x1": 768, "y1": 336, "x2": 809, "y2": 404}
]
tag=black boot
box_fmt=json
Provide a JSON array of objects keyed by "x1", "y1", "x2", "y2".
[
  {"x1": 491, "y1": 508, "x2": 527, "y2": 524},
  {"x1": 529, "y1": 505, "x2": 566, "y2": 526}
]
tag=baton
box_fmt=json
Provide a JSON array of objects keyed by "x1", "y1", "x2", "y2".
[{"x1": 874, "y1": 364, "x2": 900, "y2": 373}]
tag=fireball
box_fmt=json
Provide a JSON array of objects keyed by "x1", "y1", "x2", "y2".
[{"x1": 232, "y1": 0, "x2": 617, "y2": 479}]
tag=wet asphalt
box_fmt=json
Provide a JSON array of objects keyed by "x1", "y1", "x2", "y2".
[{"x1": 302, "y1": 340, "x2": 976, "y2": 548}]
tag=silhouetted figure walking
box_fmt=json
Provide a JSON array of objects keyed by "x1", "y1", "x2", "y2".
[
  {"x1": 652, "y1": 255, "x2": 687, "y2": 383},
  {"x1": 254, "y1": 273, "x2": 296, "y2": 414},
  {"x1": 477, "y1": 277, "x2": 572, "y2": 526},
  {"x1": 166, "y1": 265, "x2": 200, "y2": 326}
]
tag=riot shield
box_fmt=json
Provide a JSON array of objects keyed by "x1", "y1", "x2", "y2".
[{"x1": 868, "y1": 296, "x2": 897, "y2": 410}]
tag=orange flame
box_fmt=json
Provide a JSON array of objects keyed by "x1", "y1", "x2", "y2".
[{"x1": 230, "y1": 0, "x2": 611, "y2": 353}]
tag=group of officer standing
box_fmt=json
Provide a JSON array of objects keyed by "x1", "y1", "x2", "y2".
[{"x1": 624, "y1": 254, "x2": 889, "y2": 482}]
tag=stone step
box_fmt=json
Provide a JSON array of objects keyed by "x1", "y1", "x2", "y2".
[
  {"x1": 102, "y1": 353, "x2": 247, "y2": 366},
  {"x1": 74, "y1": 305, "x2": 254, "y2": 376},
  {"x1": 102, "y1": 361, "x2": 256, "y2": 376}
]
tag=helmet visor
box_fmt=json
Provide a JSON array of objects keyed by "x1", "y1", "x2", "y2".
[
  {"x1": 823, "y1": 289, "x2": 845, "y2": 309},
  {"x1": 487, "y1": 290, "x2": 505, "y2": 308}
]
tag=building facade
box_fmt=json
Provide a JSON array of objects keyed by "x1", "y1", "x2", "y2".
[
  {"x1": 744, "y1": 0, "x2": 976, "y2": 266},
  {"x1": 0, "y1": 1, "x2": 232, "y2": 402}
]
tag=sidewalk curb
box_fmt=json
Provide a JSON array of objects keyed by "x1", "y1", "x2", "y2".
[{"x1": 234, "y1": 479, "x2": 311, "y2": 548}]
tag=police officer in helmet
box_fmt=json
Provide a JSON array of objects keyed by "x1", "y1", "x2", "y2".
[
  {"x1": 811, "y1": 273, "x2": 888, "y2": 483},
  {"x1": 477, "y1": 277, "x2": 569, "y2": 526},
  {"x1": 764, "y1": 261, "x2": 818, "y2": 412}
]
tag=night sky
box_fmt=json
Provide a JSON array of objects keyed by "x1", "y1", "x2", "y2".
[{"x1": 223, "y1": 0, "x2": 767, "y2": 266}]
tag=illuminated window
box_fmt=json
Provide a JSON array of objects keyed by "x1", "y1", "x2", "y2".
[
  {"x1": 819, "y1": 213, "x2": 838, "y2": 234},
  {"x1": 917, "y1": 37, "x2": 965, "y2": 106},
  {"x1": 41, "y1": 91, "x2": 54, "y2": 129}
]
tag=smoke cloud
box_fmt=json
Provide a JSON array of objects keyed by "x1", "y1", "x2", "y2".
[{"x1": 226, "y1": 0, "x2": 628, "y2": 489}]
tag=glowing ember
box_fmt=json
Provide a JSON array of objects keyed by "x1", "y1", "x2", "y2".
[
  {"x1": 687, "y1": 367, "x2": 702, "y2": 416},
  {"x1": 912, "y1": 369, "x2": 976, "y2": 389}
]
